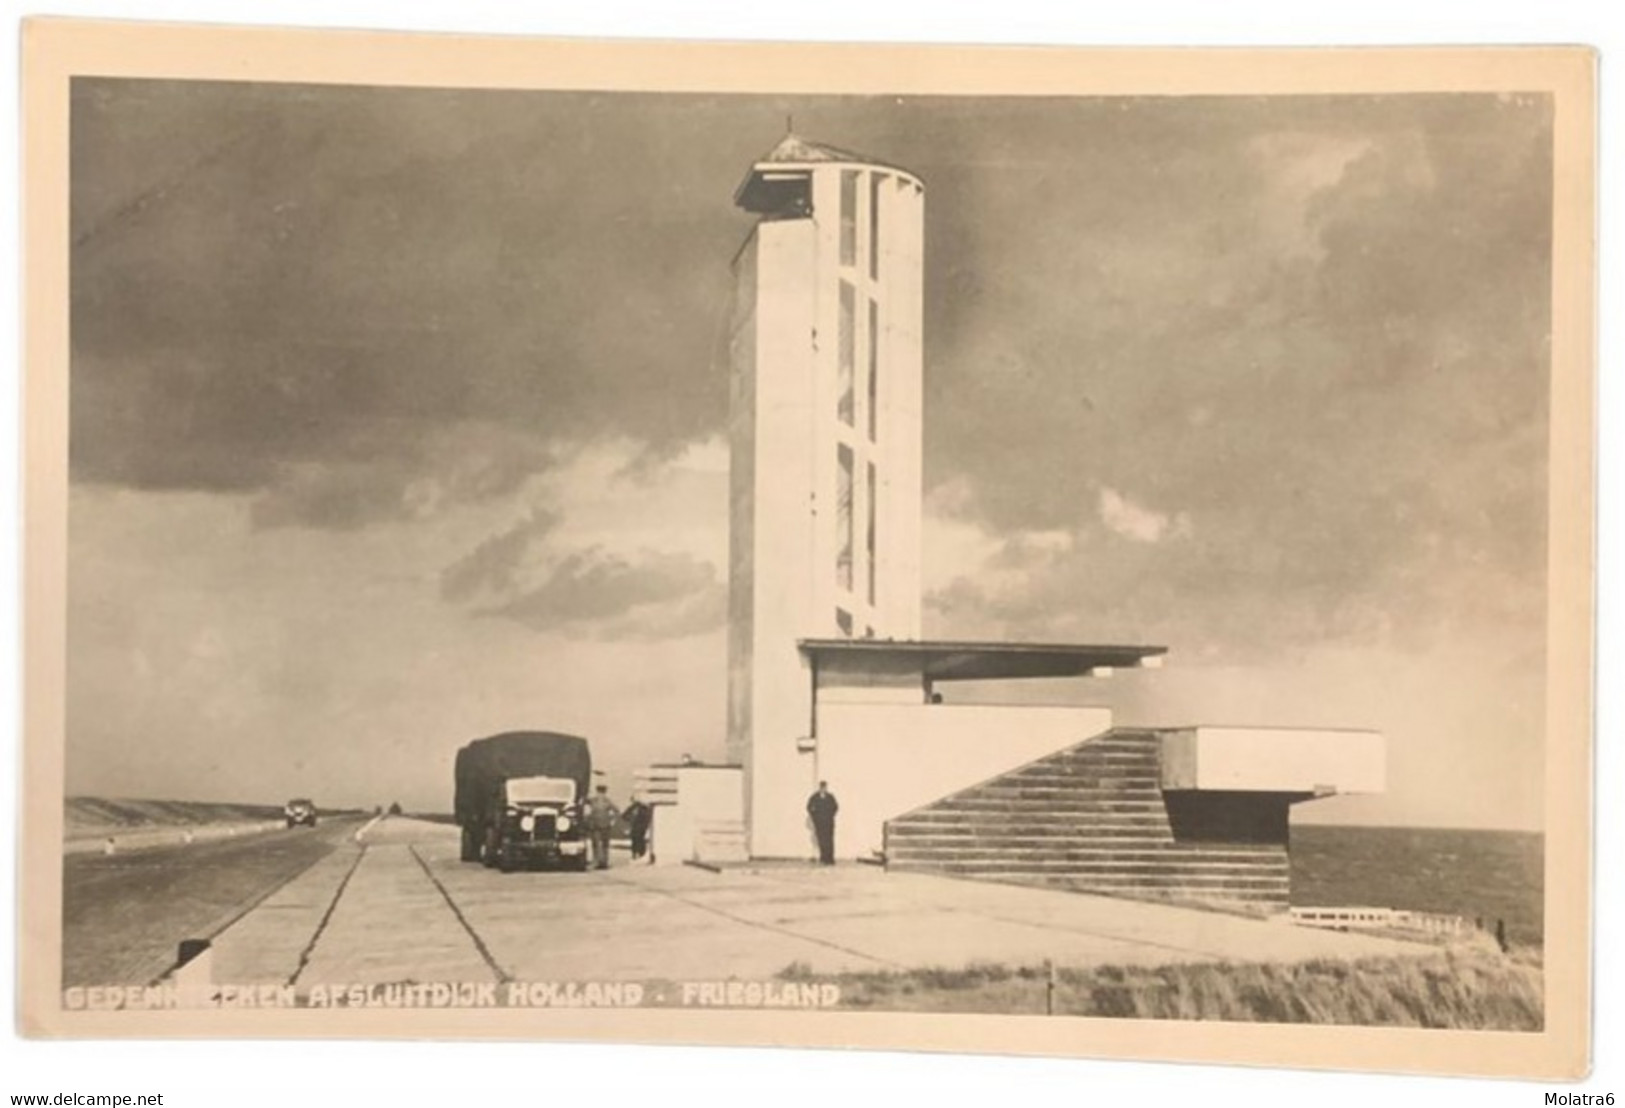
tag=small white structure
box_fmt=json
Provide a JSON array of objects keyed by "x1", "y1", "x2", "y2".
[{"x1": 639, "y1": 763, "x2": 747, "y2": 866}]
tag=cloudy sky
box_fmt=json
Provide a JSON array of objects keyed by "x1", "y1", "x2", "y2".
[{"x1": 67, "y1": 81, "x2": 1551, "y2": 828}]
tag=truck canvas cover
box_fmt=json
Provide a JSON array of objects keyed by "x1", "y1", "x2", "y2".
[{"x1": 454, "y1": 731, "x2": 592, "y2": 825}]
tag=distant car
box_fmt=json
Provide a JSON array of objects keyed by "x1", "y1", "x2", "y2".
[{"x1": 284, "y1": 798, "x2": 318, "y2": 828}]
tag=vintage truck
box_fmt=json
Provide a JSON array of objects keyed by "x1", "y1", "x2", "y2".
[{"x1": 454, "y1": 731, "x2": 592, "y2": 872}]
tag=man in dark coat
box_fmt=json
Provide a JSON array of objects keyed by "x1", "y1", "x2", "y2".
[
  {"x1": 624, "y1": 796, "x2": 653, "y2": 862},
  {"x1": 806, "y1": 781, "x2": 839, "y2": 865}
]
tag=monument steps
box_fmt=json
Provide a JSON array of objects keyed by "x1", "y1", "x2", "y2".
[{"x1": 884, "y1": 728, "x2": 1292, "y2": 912}]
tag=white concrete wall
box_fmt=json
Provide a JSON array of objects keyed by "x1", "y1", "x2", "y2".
[
  {"x1": 724, "y1": 236, "x2": 758, "y2": 772},
  {"x1": 881, "y1": 176, "x2": 924, "y2": 638},
  {"x1": 814, "y1": 703, "x2": 1114, "y2": 858},
  {"x1": 1159, "y1": 726, "x2": 1385, "y2": 794},
  {"x1": 806, "y1": 165, "x2": 922, "y2": 642},
  {"x1": 679, "y1": 765, "x2": 746, "y2": 820},
  {"x1": 727, "y1": 158, "x2": 928, "y2": 859},
  {"x1": 731, "y1": 215, "x2": 822, "y2": 858},
  {"x1": 817, "y1": 651, "x2": 926, "y2": 704},
  {"x1": 809, "y1": 167, "x2": 843, "y2": 640}
]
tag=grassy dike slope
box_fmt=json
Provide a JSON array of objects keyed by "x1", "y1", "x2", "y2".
[
  {"x1": 797, "y1": 946, "x2": 1543, "y2": 1029},
  {"x1": 66, "y1": 797, "x2": 287, "y2": 836}
]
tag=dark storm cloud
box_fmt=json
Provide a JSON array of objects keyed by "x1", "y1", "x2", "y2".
[
  {"x1": 921, "y1": 95, "x2": 1552, "y2": 654},
  {"x1": 70, "y1": 80, "x2": 760, "y2": 508},
  {"x1": 924, "y1": 96, "x2": 1549, "y2": 522},
  {"x1": 67, "y1": 80, "x2": 1022, "y2": 519},
  {"x1": 65, "y1": 81, "x2": 1059, "y2": 518},
  {"x1": 71, "y1": 81, "x2": 1551, "y2": 656},
  {"x1": 479, "y1": 546, "x2": 725, "y2": 640}
]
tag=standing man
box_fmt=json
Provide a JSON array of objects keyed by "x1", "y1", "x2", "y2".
[
  {"x1": 806, "y1": 781, "x2": 839, "y2": 865},
  {"x1": 585, "y1": 784, "x2": 619, "y2": 870},
  {"x1": 624, "y1": 794, "x2": 653, "y2": 863}
]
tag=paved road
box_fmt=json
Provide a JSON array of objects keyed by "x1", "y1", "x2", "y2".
[
  {"x1": 168, "y1": 817, "x2": 1433, "y2": 997},
  {"x1": 62, "y1": 816, "x2": 367, "y2": 988}
]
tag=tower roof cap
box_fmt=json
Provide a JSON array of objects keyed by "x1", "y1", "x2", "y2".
[
  {"x1": 758, "y1": 133, "x2": 911, "y2": 171},
  {"x1": 735, "y1": 132, "x2": 920, "y2": 211}
]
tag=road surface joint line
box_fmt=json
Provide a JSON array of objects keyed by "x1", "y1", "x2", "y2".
[
  {"x1": 605, "y1": 871, "x2": 901, "y2": 970},
  {"x1": 924, "y1": 889, "x2": 1420, "y2": 963},
  {"x1": 744, "y1": 869, "x2": 1236, "y2": 961},
  {"x1": 147, "y1": 837, "x2": 357, "y2": 987},
  {"x1": 944, "y1": 908, "x2": 1221, "y2": 960},
  {"x1": 288, "y1": 844, "x2": 370, "y2": 987},
  {"x1": 900, "y1": 880, "x2": 1250, "y2": 960},
  {"x1": 408, "y1": 843, "x2": 512, "y2": 983}
]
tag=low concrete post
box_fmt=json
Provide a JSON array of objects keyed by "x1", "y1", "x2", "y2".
[{"x1": 173, "y1": 939, "x2": 213, "y2": 994}]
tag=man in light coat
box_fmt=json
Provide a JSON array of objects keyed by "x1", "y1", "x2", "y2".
[{"x1": 584, "y1": 785, "x2": 620, "y2": 870}]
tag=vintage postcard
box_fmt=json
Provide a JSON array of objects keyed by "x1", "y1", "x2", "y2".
[{"x1": 18, "y1": 19, "x2": 1596, "y2": 1078}]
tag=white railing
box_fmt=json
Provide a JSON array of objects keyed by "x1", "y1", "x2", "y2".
[{"x1": 1290, "y1": 906, "x2": 1473, "y2": 936}]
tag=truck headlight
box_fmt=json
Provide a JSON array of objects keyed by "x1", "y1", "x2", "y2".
[
  {"x1": 520, "y1": 814, "x2": 535, "y2": 832},
  {"x1": 556, "y1": 815, "x2": 571, "y2": 833}
]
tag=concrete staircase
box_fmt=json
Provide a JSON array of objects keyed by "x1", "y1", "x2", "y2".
[{"x1": 883, "y1": 728, "x2": 1291, "y2": 913}]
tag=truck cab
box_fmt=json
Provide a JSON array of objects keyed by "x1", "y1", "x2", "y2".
[{"x1": 482, "y1": 775, "x2": 589, "y2": 872}]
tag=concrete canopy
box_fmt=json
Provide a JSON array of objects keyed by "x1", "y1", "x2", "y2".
[{"x1": 799, "y1": 638, "x2": 1167, "y2": 682}]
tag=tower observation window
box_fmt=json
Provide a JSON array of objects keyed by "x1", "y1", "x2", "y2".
[
  {"x1": 867, "y1": 297, "x2": 879, "y2": 442},
  {"x1": 838, "y1": 282, "x2": 855, "y2": 426},
  {"x1": 837, "y1": 444, "x2": 854, "y2": 592},
  {"x1": 737, "y1": 170, "x2": 811, "y2": 219},
  {"x1": 866, "y1": 461, "x2": 877, "y2": 606},
  {"x1": 840, "y1": 171, "x2": 858, "y2": 267},
  {"x1": 869, "y1": 173, "x2": 884, "y2": 280}
]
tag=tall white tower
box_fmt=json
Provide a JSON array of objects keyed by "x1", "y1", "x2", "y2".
[{"x1": 726, "y1": 135, "x2": 925, "y2": 857}]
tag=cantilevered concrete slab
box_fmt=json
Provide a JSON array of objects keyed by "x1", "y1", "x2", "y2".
[
  {"x1": 801, "y1": 638, "x2": 1167, "y2": 684},
  {"x1": 1159, "y1": 726, "x2": 1385, "y2": 795}
]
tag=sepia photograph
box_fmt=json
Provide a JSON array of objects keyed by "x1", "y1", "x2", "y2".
[{"x1": 16, "y1": 18, "x2": 1596, "y2": 1082}]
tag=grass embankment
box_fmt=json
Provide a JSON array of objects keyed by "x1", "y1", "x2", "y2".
[
  {"x1": 65, "y1": 797, "x2": 285, "y2": 834},
  {"x1": 787, "y1": 946, "x2": 1543, "y2": 1030}
]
